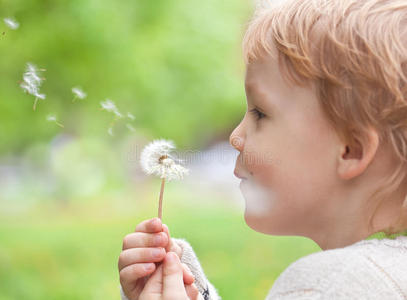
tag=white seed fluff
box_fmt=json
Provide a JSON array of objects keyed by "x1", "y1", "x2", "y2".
[
  {"x1": 100, "y1": 99, "x2": 122, "y2": 118},
  {"x1": 46, "y1": 114, "x2": 57, "y2": 122},
  {"x1": 140, "y1": 139, "x2": 189, "y2": 181},
  {"x1": 126, "y1": 123, "x2": 136, "y2": 132},
  {"x1": 20, "y1": 62, "x2": 46, "y2": 101},
  {"x1": 72, "y1": 87, "x2": 87, "y2": 99},
  {"x1": 107, "y1": 127, "x2": 114, "y2": 136},
  {"x1": 4, "y1": 18, "x2": 19, "y2": 30}
]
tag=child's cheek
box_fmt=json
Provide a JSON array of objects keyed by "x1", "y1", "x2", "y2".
[{"x1": 245, "y1": 150, "x2": 277, "y2": 187}]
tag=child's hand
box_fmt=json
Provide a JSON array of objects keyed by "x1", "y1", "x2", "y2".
[
  {"x1": 118, "y1": 218, "x2": 195, "y2": 300},
  {"x1": 139, "y1": 252, "x2": 204, "y2": 300}
]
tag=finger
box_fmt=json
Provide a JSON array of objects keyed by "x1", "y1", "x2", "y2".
[
  {"x1": 185, "y1": 283, "x2": 200, "y2": 300},
  {"x1": 139, "y1": 263, "x2": 164, "y2": 298},
  {"x1": 119, "y1": 262, "x2": 156, "y2": 287},
  {"x1": 122, "y1": 232, "x2": 168, "y2": 250},
  {"x1": 162, "y1": 224, "x2": 172, "y2": 252},
  {"x1": 163, "y1": 224, "x2": 182, "y2": 257},
  {"x1": 135, "y1": 217, "x2": 162, "y2": 233},
  {"x1": 163, "y1": 252, "x2": 188, "y2": 299},
  {"x1": 182, "y1": 263, "x2": 195, "y2": 285},
  {"x1": 118, "y1": 247, "x2": 166, "y2": 271}
]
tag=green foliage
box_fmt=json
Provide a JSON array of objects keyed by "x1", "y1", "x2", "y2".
[{"x1": 0, "y1": 0, "x2": 250, "y2": 154}]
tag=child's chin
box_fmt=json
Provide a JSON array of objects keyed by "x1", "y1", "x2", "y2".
[{"x1": 243, "y1": 208, "x2": 270, "y2": 234}]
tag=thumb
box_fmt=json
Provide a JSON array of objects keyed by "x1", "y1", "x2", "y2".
[
  {"x1": 163, "y1": 252, "x2": 188, "y2": 299},
  {"x1": 163, "y1": 224, "x2": 182, "y2": 258},
  {"x1": 162, "y1": 223, "x2": 173, "y2": 253}
]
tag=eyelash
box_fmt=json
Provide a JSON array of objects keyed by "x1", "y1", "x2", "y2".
[{"x1": 249, "y1": 108, "x2": 266, "y2": 121}]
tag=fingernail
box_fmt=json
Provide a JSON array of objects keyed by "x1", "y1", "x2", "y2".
[
  {"x1": 166, "y1": 252, "x2": 177, "y2": 262},
  {"x1": 153, "y1": 218, "x2": 161, "y2": 226}
]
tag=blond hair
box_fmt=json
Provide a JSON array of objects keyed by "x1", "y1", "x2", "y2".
[{"x1": 243, "y1": 0, "x2": 407, "y2": 237}]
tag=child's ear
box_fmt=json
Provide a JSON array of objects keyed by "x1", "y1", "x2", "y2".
[{"x1": 337, "y1": 128, "x2": 379, "y2": 181}]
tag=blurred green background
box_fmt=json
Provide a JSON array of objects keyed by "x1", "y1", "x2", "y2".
[{"x1": 0, "y1": 0, "x2": 320, "y2": 299}]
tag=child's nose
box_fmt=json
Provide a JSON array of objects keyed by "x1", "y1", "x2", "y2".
[{"x1": 229, "y1": 126, "x2": 245, "y2": 152}]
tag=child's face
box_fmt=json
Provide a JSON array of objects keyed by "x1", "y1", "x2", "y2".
[{"x1": 230, "y1": 47, "x2": 344, "y2": 237}]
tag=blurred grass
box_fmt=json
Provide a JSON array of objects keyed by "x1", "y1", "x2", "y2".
[{"x1": 0, "y1": 182, "x2": 321, "y2": 300}]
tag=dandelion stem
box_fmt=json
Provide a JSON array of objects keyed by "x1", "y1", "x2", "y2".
[
  {"x1": 33, "y1": 97, "x2": 38, "y2": 111},
  {"x1": 109, "y1": 116, "x2": 119, "y2": 127},
  {"x1": 55, "y1": 121, "x2": 64, "y2": 128},
  {"x1": 158, "y1": 178, "x2": 165, "y2": 220},
  {"x1": 72, "y1": 96, "x2": 77, "y2": 103}
]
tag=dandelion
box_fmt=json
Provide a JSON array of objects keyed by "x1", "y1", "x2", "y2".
[
  {"x1": 4, "y1": 18, "x2": 19, "y2": 30},
  {"x1": 140, "y1": 139, "x2": 189, "y2": 220},
  {"x1": 72, "y1": 86, "x2": 87, "y2": 102},
  {"x1": 46, "y1": 114, "x2": 64, "y2": 128},
  {"x1": 20, "y1": 62, "x2": 46, "y2": 110}
]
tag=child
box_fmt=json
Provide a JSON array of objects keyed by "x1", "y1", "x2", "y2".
[{"x1": 118, "y1": 0, "x2": 407, "y2": 298}]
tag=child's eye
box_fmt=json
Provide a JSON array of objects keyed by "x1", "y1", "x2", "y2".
[{"x1": 249, "y1": 108, "x2": 266, "y2": 121}]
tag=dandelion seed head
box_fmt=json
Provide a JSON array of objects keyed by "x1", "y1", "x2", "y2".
[
  {"x1": 4, "y1": 17, "x2": 19, "y2": 30},
  {"x1": 72, "y1": 87, "x2": 87, "y2": 99},
  {"x1": 140, "y1": 139, "x2": 189, "y2": 181}
]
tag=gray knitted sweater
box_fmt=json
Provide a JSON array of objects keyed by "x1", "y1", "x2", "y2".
[{"x1": 120, "y1": 236, "x2": 407, "y2": 299}]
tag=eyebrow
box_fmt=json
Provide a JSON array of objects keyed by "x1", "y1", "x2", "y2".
[{"x1": 245, "y1": 83, "x2": 278, "y2": 113}]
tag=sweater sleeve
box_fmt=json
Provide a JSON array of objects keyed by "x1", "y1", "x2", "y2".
[
  {"x1": 118, "y1": 238, "x2": 221, "y2": 300},
  {"x1": 172, "y1": 237, "x2": 222, "y2": 300},
  {"x1": 119, "y1": 284, "x2": 130, "y2": 300}
]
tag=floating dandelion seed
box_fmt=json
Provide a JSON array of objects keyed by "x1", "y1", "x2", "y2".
[
  {"x1": 100, "y1": 99, "x2": 123, "y2": 135},
  {"x1": 20, "y1": 62, "x2": 46, "y2": 110},
  {"x1": 126, "y1": 123, "x2": 136, "y2": 132},
  {"x1": 126, "y1": 113, "x2": 136, "y2": 132},
  {"x1": 107, "y1": 127, "x2": 114, "y2": 136},
  {"x1": 140, "y1": 139, "x2": 189, "y2": 220},
  {"x1": 72, "y1": 86, "x2": 87, "y2": 102},
  {"x1": 46, "y1": 114, "x2": 64, "y2": 128},
  {"x1": 4, "y1": 18, "x2": 19, "y2": 30},
  {"x1": 100, "y1": 99, "x2": 122, "y2": 118}
]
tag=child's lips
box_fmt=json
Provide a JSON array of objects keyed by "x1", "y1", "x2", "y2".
[{"x1": 234, "y1": 169, "x2": 248, "y2": 180}]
